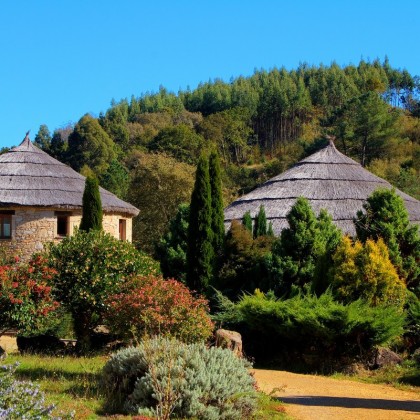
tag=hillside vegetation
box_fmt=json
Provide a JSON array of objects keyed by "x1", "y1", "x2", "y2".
[{"x1": 33, "y1": 58, "x2": 420, "y2": 252}]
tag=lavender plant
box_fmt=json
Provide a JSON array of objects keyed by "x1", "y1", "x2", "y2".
[
  {"x1": 0, "y1": 363, "x2": 55, "y2": 419},
  {"x1": 101, "y1": 337, "x2": 258, "y2": 419}
]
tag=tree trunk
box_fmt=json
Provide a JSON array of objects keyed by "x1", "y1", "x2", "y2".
[{"x1": 73, "y1": 311, "x2": 93, "y2": 354}]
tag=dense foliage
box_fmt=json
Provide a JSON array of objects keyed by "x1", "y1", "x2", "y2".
[
  {"x1": 46, "y1": 230, "x2": 160, "y2": 352},
  {"x1": 209, "y1": 151, "x2": 225, "y2": 257},
  {"x1": 217, "y1": 220, "x2": 274, "y2": 299},
  {"x1": 156, "y1": 203, "x2": 190, "y2": 282},
  {"x1": 101, "y1": 337, "x2": 257, "y2": 419},
  {"x1": 355, "y1": 188, "x2": 420, "y2": 295},
  {"x1": 270, "y1": 198, "x2": 342, "y2": 295},
  {"x1": 35, "y1": 59, "x2": 420, "y2": 253},
  {"x1": 104, "y1": 274, "x2": 214, "y2": 343},
  {"x1": 329, "y1": 237, "x2": 406, "y2": 306},
  {"x1": 215, "y1": 289, "x2": 406, "y2": 365},
  {"x1": 127, "y1": 151, "x2": 195, "y2": 253}
]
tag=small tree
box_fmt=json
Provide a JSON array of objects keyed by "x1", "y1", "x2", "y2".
[
  {"x1": 186, "y1": 155, "x2": 214, "y2": 294},
  {"x1": 271, "y1": 198, "x2": 341, "y2": 295},
  {"x1": 217, "y1": 220, "x2": 274, "y2": 299},
  {"x1": 80, "y1": 176, "x2": 103, "y2": 232},
  {"x1": 47, "y1": 230, "x2": 160, "y2": 353},
  {"x1": 329, "y1": 236, "x2": 406, "y2": 306},
  {"x1": 253, "y1": 205, "x2": 267, "y2": 238},
  {"x1": 355, "y1": 188, "x2": 420, "y2": 294},
  {"x1": 242, "y1": 211, "x2": 253, "y2": 233}
]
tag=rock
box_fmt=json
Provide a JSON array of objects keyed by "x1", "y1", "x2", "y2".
[
  {"x1": 215, "y1": 329, "x2": 242, "y2": 357},
  {"x1": 371, "y1": 347, "x2": 402, "y2": 369},
  {"x1": 0, "y1": 346, "x2": 6, "y2": 359}
]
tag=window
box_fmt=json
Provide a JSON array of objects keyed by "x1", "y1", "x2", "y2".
[
  {"x1": 0, "y1": 214, "x2": 12, "y2": 239},
  {"x1": 55, "y1": 212, "x2": 70, "y2": 237},
  {"x1": 119, "y1": 219, "x2": 126, "y2": 241}
]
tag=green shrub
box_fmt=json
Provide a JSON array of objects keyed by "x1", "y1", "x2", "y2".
[
  {"x1": 329, "y1": 236, "x2": 406, "y2": 307},
  {"x1": 215, "y1": 289, "x2": 405, "y2": 363},
  {"x1": 46, "y1": 229, "x2": 160, "y2": 352},
  {"x1": 101, "y1": 337, "x2": 257, "y2": 419}
]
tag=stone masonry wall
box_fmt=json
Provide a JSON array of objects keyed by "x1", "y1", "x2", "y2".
[{"x1": 0, "y1": 207, "x2": 134, "y2": 261}]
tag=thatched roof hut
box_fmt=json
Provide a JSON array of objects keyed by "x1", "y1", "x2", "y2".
[
  {"x1": 224, "y1": 140, "x2": 420, "y2": 236},
  {"x1": 0, "y1": 133, "x2": 138, "y2": 216}
]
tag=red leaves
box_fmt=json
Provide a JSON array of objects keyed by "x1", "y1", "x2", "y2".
[
  {"x1": 0, "y1": 255, "x2": 59, "y2": 332},
  {"x1": 105, "y1": 274, "x2": 214, "y2": 343}
]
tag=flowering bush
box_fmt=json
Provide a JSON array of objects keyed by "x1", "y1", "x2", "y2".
[
  {"x1": 0, "y1": 255, "x2": 59, "y2": 336},
  {"x1": 46, "y1": 229, "x2": 161, "y2": 352},
  {"x1": 104, "y1": 275, "x2": 214, "y2": 343},
  {"x1": 0, "y1": 363, "x2": 55, "y2": 419}
]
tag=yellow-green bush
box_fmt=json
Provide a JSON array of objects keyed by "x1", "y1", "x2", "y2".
[{"x1": 329, "y1": 236, "x2": 406, "y2": 306}]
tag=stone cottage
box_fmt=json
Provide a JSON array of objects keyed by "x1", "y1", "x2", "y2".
[{"x1": 0, "y1": 133, "x2": 139, "y2": 259}]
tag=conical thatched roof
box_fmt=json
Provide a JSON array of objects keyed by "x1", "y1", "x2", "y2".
[
  {"x1": 224, "y1": 140, "x2": 420, "y2": 236},
  {"x1": 0, "y1": 133, "x2": 139, "y2": 216}
]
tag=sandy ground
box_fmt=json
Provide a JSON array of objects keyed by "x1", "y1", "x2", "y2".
[
  {"x1": 0, "y1": 335, "x2": 18, "y2": 353},
  {"x1": 253, "y1": 369, "x2": 420, "y2": 420}
]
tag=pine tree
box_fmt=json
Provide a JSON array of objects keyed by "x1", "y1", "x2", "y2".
[
  {"x1": 253, "y1": 205, "x2": 267, "y2": 238},
  {"x1": 267, "y1": 222, "x2": 274, "y2": 237},
  {"x1": 80, "y1": 176, "x2": 103, "y2": 232},
  {"x1": 242, "y1": 211, "x2": 253, "y2": 233},
  {"x1": 209, "y1": 151, "x2": 225, "y2": 254},
  {"x1": 271, "y1": 198, "x2": 341, "y2": 296},
  {"x1": 186, "y1": 155, "x2": 214, "y2": 294}
]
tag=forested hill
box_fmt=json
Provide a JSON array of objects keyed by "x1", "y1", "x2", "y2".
[{"x1": 33, "y1": 59, "x2": 420, "y2": 252}]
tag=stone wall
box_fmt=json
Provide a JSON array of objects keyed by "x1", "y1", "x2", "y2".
[{"x1": 0, "y1": 207, "x2": 134, "y2": 261}]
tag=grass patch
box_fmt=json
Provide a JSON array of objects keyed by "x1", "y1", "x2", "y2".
[
  {"x1": 3, "y1": 353, "x2": 288, "y2": 419},
  {"x1": 254, "y1": 391, "x2": 291, "y2": 419},
  {"x1": 4, "y1": 353, "x2": 109, "y2": 419},
  {"x1": 331, "y1": 360, "x2": 420, "y2": 390}
]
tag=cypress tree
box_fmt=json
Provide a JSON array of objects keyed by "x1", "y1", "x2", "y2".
[
  {"x1": 186, "y1": 155, "x2": 214, "y2": 294},
  {"x1": 242, "y1": 211, "x2": 253, "y2": 233},
  {"x1": 253, "y1": 205, "x2": 267, "y2": 238},
  {"x1": 80, "y1": 176, "x2": 103, "y2": 232},
  {"x1": 267, "y1": 222, "x2": 275, "y2": 237},
  {"x1": 209, "y1": 151, "x2": 225, "y2": 254}
]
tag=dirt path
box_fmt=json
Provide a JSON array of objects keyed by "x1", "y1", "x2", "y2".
[{"x1": 253, "y1": 369, "x2": 420, "y2": 420}]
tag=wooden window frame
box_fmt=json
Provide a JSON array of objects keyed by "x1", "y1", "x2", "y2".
[
  {"x1": 55, "y1": 211, "x2": 71, "y2": 237},
  {"x1": 119, "y1": 219, "x2": 126, "y2": 241},
  {"x1": 0, "y1": 214, "x2": 12, "y2": 239}
]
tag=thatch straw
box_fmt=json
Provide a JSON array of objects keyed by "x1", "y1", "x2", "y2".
[
  {"x1": 0, "y1": 134, "x2": 139, "y2": 216},
  {"x1": 224, "y1": 140, "x2": 420, "y2": 236}
]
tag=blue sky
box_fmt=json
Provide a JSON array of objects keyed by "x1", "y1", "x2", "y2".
[{"x1": 1, "y1": 0, "x2": 419, "y2": 148}]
